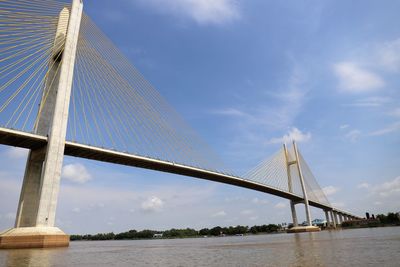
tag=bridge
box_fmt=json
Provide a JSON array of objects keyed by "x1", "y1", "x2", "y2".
[{"x1": 0, "y1": 0, "x2": 360, "y2": 248}]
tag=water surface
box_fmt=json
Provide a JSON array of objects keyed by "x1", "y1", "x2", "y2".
[{"x1": 1, "y1": 227, "x2": 399, "y2": 266}]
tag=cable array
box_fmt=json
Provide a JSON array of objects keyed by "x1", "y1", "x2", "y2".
[
  {"x1": 0, "y1": 0, "x2": 69, "y2": 132},
  {"x1": 298, "y1": 152, "x2": 331, "y2": 206},
  {"x1": 244, "y1": 145, "x2": 332, "y2": 206},
  {"x1": 244, "y1": 148, "x2": 293, "y2": 193},
  {"x1": 67, "y1": 14, "x2": 229, "y2": 173},
  {"x1": 0, "y1": 1, "x2": 334, "y2": 202}
]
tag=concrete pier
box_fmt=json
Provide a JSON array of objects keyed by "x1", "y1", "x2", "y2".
[
  {"x1": 0, "y1": 0, "x2": 83, "y2": 249},
  {"x1": 330, "y1": 210, "x2": 337, "y2": 228}
]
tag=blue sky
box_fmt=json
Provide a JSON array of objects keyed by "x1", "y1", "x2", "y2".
[{"x1": 1, "y1": 0, "x2": 400, "y2": 234}]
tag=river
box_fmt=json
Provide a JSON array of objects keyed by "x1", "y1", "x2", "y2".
[{"x1": 1, "y1": 227, "x2": 399, "y2": 266}]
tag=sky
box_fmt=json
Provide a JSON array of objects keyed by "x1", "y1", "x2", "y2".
[{"x1": 1, "y1": 0, "x2": 400, "y2": 234}]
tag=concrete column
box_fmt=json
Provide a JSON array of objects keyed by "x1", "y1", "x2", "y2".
[
  {"x1": 293, "y1": 141, "x2": 312, "y2": 226},
  {"x1": 39, "y1": 0, "x2": 83, "y2": 227},
  {"x1": 290, "y1": 201, "x2": 298, "y2": 227},
  {"x1": 330, "y1": 210, "x2": 336, "y2": 228},
  {"x1": 15, "y1": 8, "x2": 70, "y2": 228},
  {"x1": 324, "y1": 210, "x2": 330, "y2": 228},
  {"x1": 334, "y1": 212, "x2": 339, "y2": 226},
  {"x1": 1, "y1": 0, "x2": 83, "y2": 249},
  {"x1": 339, "y1": 214, "x2": 344, "y2": 224}
]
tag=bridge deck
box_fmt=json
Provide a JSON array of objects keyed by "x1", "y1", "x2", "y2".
[{"x1": 0, "y1": 127, "x2": 357, "y2": 217}]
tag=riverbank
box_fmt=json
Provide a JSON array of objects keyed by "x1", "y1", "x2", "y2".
[{"x1": 70, "y1": 224, "x2": 283, "y2": 241}]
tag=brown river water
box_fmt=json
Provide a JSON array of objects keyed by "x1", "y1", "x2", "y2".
[{"x1": 0, "y1": 227, "x2": 399, "y2": 267}]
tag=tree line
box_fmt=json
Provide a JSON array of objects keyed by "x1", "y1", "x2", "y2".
[
  {"x1": 70, "y1": 224, "x2": 282, "y2": 241},
  {"x1": 342, "y1": 212, "x2": 400, "y2": 228}
]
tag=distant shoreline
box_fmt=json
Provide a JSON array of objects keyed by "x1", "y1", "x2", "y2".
[{"x1": 70, "y1": 224, "x2": 283, "y2": 241}]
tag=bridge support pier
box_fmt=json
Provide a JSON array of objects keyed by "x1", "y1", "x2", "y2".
[
  {"x1": 0, "y1": 0, "x2": 83, "y2": 249},
  {"x1": 290, "y1": 201, "x2": 298, "y2": 227},
  {"x1": 334, "y1": 211, "x2": 339, "y2": 227},
  {"x1": 330, "y1": 210, "x2": 337, "y2": 229},
  {"x1": 324, "y1": 210, "x2": 330, "y2": 228}
]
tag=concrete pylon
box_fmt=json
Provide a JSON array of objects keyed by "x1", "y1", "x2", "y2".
[
  {"x1": 283, "y1": 144, "x2": 298, "y2": 227},
  {"x1": 0, "y1": 0, "x2": 83, "y2": 249},
  {"x1": 293, "y1": 141, "x2": 312, "y2": 226},
  {"x1": 284, "y1": 143, "x2": 319, "y2": 233}
]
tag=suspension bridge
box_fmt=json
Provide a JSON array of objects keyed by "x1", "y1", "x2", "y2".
[{"x1": 0, "y1": 0, "x2": 360, "y2": 249}]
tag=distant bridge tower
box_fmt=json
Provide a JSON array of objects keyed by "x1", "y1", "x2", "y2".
[{"x1": 0, "y1": 0, "x2": 83, "y2": 249}]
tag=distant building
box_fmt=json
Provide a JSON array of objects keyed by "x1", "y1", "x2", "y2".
[
  {"x1": 312, "y1": 219, "x2": 327, "y2": 227},
  {"x1": 153, "y1": 233, "x2": 163, "y2": 238}
]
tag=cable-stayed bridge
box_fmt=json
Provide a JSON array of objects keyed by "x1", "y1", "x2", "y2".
[{"x1": 0, "y1": 0, "x2": 360, "y2": 249}]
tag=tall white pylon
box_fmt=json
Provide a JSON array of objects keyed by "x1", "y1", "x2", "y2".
[
  {"x1": 283, "y1": 143, "x2": 298, "y2": 227},
  {"x1": 0, "y1": 0, "x2": 83, "y2": 249},
  {"x1": 284, "y1": 141, "x2": 313, "y2": 228}
]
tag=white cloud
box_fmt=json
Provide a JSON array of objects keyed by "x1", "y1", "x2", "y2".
[
  {"x1": 89, "y1": 203, "x2": 105, "y2": 209},
  {"x1": 211, "y1": 210, "x2": 227, "y2": 217},
  {"x1": 62, "y1": 163, "x2": 92, "y2": 184},
  {"x1": 339, "y1": 124, "x2": 349, "y2": 129},
  {"x1": 211, "y1": 108, "x2": 246, "y2": 117},
  {"x1": 6, "y1": 147, "x2": 28, "y2": 159},
  {"x1": 345, "y1": 129, "x2": 361, "y2": 142},
  {"x1": 141, "y1": 196, "x2": 164, "y2": 212},
  {"x1": 371, "y1": 176, "x2": 400, "y2": 198},
  {"x1": 240, "y1": 209, "x2": 254, "y2": 216},
  {"x1": 206, "y1": 65, "x2": 309, "y2": 162},
  {"x1": 357, "y1": 183, "x2": 370, "y2": 189},
  {"x1": 349, "y1": 97, "x2": 391, "y2": 108},
  {"x1": 274, "y1": 202, "x2": 286, "y2": 209},
  {"x1": 388, "y1": 108, "x2": 400, "y2": 117},
  {"x1": 72, "y1": 207, "x2": 81, "y2": 213},
  {"x1": 137, "y1": 0, "x2": 240, "y2": 25},
  {"x1": 357, "y1": 176, "x2": 400, "y2": 213},
  {"x1": 333, "y1": 62, "x2": 384, "y2": 93},
  {"x1": 268, "y1": 127, "x2": 311, "y2": 144},
  {"x1": 322, "y1": 186, "x2": 339, "y2": 196},
  {"x1": 268, "y1": 66, "x2": 309, "y2": 129},
  {"x1": 369, "y1": 121, "x2": 400, "y2": 136},
  {"x1": 378, "y1": 38, "x2": 400, "y2": 72},
  {"x1": 251, "y1": 197, "x2": 269, "y2": 205}
]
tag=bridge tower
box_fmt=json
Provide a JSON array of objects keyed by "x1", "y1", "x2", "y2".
[
  {"x1": 283, "y1": 143, "x2": 299, "y2": 227},
  {"x1": 284, "y1": 141, "x2": 320, "y2": 232},
  {"x1": 0, "y1": 0, "x2": 83, "y2": 249}
]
